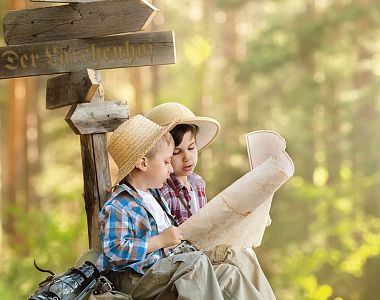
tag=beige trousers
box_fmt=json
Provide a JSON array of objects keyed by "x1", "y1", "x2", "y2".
[
  {"x1": 204, "y1": 245, "x2": 276, "y2": 300},
  {"x1": 111, "y1": 251, "x2": 266, "y2": 300}
]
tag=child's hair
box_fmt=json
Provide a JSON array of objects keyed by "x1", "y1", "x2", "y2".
[
  {"x1": 146, "y1": 132, "x2": 174, "y2": 158},
  {"x1": 170, "y1": 124, "x2": 199, "y2": 147}
]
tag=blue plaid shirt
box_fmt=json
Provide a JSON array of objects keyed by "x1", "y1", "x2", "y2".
[{"x1": 97, "y1": 184, "x2": 173, "y2": 275}]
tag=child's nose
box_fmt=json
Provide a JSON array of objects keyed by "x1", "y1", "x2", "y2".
[
  {"x1": 168, "y1": 163, "x2": 174, "y2": 174},
  {"x1": 183, "y1": 151, "x2": 190, "y2": 162}
]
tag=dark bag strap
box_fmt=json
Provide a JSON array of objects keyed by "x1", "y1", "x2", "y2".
[
  {"x1": 166, "y1": 181, "x2": 193, "y2": 217},
  {"x1": 150, "y1": 188, "x2": 179, "y2": 227}
]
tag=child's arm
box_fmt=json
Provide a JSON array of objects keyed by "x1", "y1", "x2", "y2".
[{"x1": 147, "y1": 226, "x2": 183, "y2": 254}]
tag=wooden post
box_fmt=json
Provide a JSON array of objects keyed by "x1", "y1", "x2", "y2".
[
  {"x1": 79, "y1": 73, "x2": 109, "y2": 248},
  {"x1": 80, "y1": 131, "x2": 111, "y2": 248},
  {"x1": 48, "y1": 67, "x2": 130, "y2": 249},
  {"x1": 67, "y1": 71, "x2": 127, "y2": 249}
]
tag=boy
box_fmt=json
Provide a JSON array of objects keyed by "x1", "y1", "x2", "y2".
[
  {"x1": 146, "y1": 102, "x2": 277, "y2": 300},
  {"x1": 97, "y1": 114, "x2": 265, "y2": 300},
  {"x1": 145, "y1": 102, "x2": 220, "y2": 224}
]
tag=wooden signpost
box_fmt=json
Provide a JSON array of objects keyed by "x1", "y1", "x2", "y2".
[{"x1": 1, "y1": 0, "x2": 176, "y2": 248}]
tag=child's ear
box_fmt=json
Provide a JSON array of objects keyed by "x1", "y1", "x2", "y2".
[{"x1": 136, "y1": 157, "x2": 148, "y2": 171}]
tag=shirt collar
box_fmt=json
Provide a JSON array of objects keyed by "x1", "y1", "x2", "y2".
[
  {"x1": 168, "y1": 173, "x2": 188, "y2": 191},
  {"x1": 113, "y1": 183, "x2": 148, "y2": 209},
  {"x1": 168, "y1": 173, "x2": 204, "y2": 191}
]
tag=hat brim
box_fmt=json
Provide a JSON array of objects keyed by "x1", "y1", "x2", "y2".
[{"x1": 176, "y1": 116, "x2": 220, "y2": 151}]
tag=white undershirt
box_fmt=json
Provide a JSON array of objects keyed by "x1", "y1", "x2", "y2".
[
  {"x1": 188, "y1": 184, "x2": 200, "y2": 215},
  {"x1": 137, "y1": 189, "x2": 172, "y2": 233}
]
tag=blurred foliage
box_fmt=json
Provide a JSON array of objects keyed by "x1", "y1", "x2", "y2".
[{"x1": 1, "y1": 0, "x2": 380, "y2": 299}]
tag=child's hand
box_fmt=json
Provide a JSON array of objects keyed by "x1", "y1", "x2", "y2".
[
  {"x1": 160, "y1": 226, "x2": 183, "y2": 247},
  {"x1": 147, "y1": 226, "x2": 183, "y2": 254}
]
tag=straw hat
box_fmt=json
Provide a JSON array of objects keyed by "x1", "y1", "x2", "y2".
[
  {"x1": 145, "y1": 102, "x2": 220, "y2": 151},
  {"x1": 107, "y1": 114, "x2": 176, "y2": 185}
]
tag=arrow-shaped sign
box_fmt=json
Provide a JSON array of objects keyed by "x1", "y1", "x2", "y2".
[
  {"x1": 65, "y1": 101, "x2": 129, "y2": 135},
  {"x1": 46, "y1": 69, "x2": 99, "y2": 110},
  {"x1": 4, "y1": 0, "x2": 158, "y2": 45}
]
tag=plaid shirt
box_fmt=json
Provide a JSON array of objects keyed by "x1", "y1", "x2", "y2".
[
  {"x1": 160, "y1": 173, "x2": 207, "y2": 225},
  {"x1": 97, "y1": 184, "x2": 173, "y2": 275}
]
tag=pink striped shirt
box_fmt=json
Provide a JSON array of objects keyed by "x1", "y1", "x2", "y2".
[{"x1": 160, "y1": 173, "x2": 207, "y2": 225}]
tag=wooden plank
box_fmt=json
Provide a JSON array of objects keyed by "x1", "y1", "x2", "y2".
[
  {"x1": 80, "y1": 133, "x2": 111, "y2": 248},
  {"x1": 65, "y1": 101, "x2": 129, "y2": 134},
  {"x1": 0, "y1": 30, "x2": 176, "y2": 79},
  {"x1": 46, "y1": 69, "x2": 99, "y2": 109},
  {"x1": 5, "y1": 0, "x2": 158, "y2": 45}
]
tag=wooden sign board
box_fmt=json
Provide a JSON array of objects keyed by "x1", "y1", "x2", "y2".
[
  {"x1": 0, "y1": 30, "x2": 176, "y2": 79},
  {"x1": 4, "y1": 0, "x2": 158, "y2": 45},
  {"x1": 46, "y1": 69, "x2": 99, "y2": 109},
  {"x1": 65, "y1": 101, "x2": 129, "y2": 135}
]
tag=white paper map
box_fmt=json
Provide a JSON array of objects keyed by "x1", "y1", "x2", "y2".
[{"x1": 179, "y1": 130, "x2": 294, "y2": 250}]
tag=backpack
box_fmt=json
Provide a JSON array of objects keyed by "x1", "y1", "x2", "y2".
[{"x1": 75, "y1": 249, "x2": 133, "y2": 300}]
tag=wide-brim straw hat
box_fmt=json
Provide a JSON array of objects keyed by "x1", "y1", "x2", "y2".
[
  {"x1": 145, "y1": 102, "x2": 221, "y2": 151},
  {"x1": 107, "y1": 114, "x2": 176, "y2": 185}
]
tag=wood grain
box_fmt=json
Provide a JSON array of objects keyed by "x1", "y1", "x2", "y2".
[
  {"x1": 46, "y1": 69, "x2": 99, "y2": 109},
  {"x1": 4, "y1": 0, "x2": 158, "y2": 45},
  {"x1": 80, "y1": 133, "x2": 112, "y2": 248},
  {"x1": 65, "y1": 101, "x2": 129, "y2": 134}
]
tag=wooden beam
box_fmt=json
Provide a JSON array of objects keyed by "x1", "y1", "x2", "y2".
[
  {"x1": 65, "y1": 101, "x2": 129, "y2": 135},
  {"x1": 80, "y1": 133, "x2": 111, "y2": 249},
  {"x1": 79, "y1": 71, "x2": 113, "y2": 249},
  {"x1": 0, "y1": 30, "x2": 176, "y2": 79},
  {"x1": 46, "y1": 69, "x2": 99, "y2": 109},
  {"x1": 4, "y1": 0, "x2": 158, "y2": 45}
]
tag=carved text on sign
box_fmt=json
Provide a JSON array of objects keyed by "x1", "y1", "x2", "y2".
[
  {"x1": 0, "y1": 31, "x2": 175, "y2": 79},
  {"x1": 2, "y1": 42, "x2": 154, "y2": 71}
]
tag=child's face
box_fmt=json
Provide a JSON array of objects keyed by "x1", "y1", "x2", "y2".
[
  {"x1": 171, "y1": 131, "x2": 198, "y2": 177},
  {"x1": 144, "y1": 142, "x2": 174, "y2": 189}
]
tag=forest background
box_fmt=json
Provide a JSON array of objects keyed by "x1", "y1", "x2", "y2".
[{"x1": 1, "y1": 0, "x2": 380, "y2": 299}]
